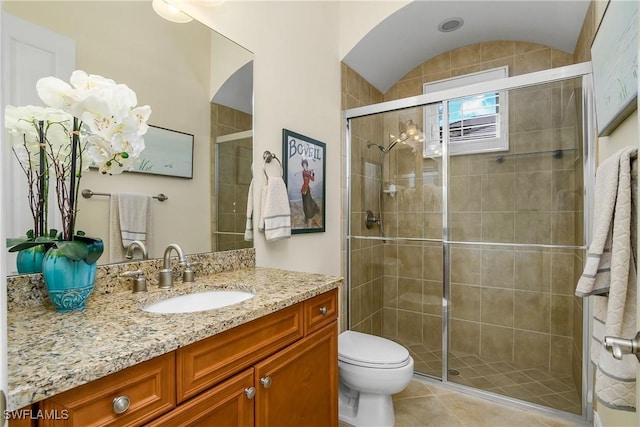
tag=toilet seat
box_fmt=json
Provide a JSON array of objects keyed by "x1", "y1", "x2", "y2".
[{"x1": 338, "y1": 331, "x2": 411, "y2": 369}]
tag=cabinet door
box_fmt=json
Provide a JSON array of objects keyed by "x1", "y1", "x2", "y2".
[
  {"x1": 255, "y1": 322, "x2": 338, "y2": 427},
  {"x1": 146, "y1": 368, "x2": 254, "y2": 427}
]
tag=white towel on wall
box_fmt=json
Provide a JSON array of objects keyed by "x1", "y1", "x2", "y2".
[
  {"x1": 109, "y1": 196, "x2": 127, "y2": 263},
  {"x1": 118, "y1": 192, "x2": 151, "y2": 247},
  {"x1": 244, "y1": 178, "x2": 254, "y2": 241},
  {"x1": 259, "y1": 176, "x2": 291, "y2": 241},
  {"x1": 575, "y1": 146, "x2": 637, "y2": 411}
]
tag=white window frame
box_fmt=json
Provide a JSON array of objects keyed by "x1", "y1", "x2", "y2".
[{"x1": 423, "y1": 66, "x2": 509, "y2": 157}]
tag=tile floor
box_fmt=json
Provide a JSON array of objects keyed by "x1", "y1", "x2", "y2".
[
  {"x1": 396, "y1": 340, "x2": 582, "y2": 415},
  {"x1": 340, "y1": 378, "x2": 588, "y2": 427}
]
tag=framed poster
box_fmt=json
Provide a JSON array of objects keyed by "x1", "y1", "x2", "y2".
[
  {"x1": 131, "y1": 125, "x2": 194, "y2": 178},
  {"x1": 282, "y1": 129, "x2": 326, "y2": 234},
  {"x1": 591, "y1": 0, "x2": 638, "y2": 136}
]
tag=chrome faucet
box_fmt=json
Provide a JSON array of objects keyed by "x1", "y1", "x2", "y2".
[
  {"x1": 158, "y1": 243, "x2": 187, "y2": 289},
  {"x1": 125, "y1": 240, "x2": 148, "y2": 260}
]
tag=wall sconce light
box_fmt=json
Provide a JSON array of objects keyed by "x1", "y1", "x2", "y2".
[{"x1": 152, "y1": 0, "x2": 193, "y2": 23}]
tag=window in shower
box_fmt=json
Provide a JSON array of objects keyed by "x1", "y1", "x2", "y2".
[{"x1": 423, "y1": 66, "x2": 509, "y2": 156}]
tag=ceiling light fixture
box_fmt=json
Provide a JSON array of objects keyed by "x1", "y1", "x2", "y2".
[
  {"x1": 438, "y1": 17, "x2": 464, "y2": 33},
  {"x1": 152, "y1": 0, "x2": 193, "y2": 24}
]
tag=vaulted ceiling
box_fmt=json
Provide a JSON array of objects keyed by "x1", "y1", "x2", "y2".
[{"x1": 343, "y1": 1, "x2": 591, "y2": 93}]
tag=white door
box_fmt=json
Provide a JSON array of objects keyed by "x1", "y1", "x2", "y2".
[{"x1": 2, "y1": 13, "x2": 75, "y2": 274}]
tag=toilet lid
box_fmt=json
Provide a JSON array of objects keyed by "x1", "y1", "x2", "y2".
[{"x1": 338, "y1": 331, "x2": 410, "y2": 368}]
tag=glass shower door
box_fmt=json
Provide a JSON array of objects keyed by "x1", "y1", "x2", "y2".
[
  {"x1": 348, "y1": 104, "x2": 444, "y2": 379},
  {"x1": 445, "y1": 77, "x2": 585, "y2": 414}
]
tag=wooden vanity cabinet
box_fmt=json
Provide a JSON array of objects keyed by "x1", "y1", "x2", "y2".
[
  {"x1": 39, "y1": 352, "x2": 175, "y2": 427},
  {"x1": 33, "y1": 289, "x2": 338, "y2": 427},
  {"x1": 255, "y1": 323, "x2": 338, "y2": 427}
]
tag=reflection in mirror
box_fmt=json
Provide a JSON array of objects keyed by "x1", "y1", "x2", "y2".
[{"x1": 2, "y1": 0, "x2": 253, "y2": 275}]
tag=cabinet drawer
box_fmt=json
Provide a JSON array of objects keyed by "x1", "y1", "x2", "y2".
[
  {"x1": 303, "y1": 289, "x2": 338, "y2": 335},
  {"x1": 177, "y1": 303, "x2": 303, "y2": 403},
  {"x1": 40, "y1": 352, "x2": 175, "y2": 427},
  {"x1": 147, "y1": 368, "x2": 254, "y2": 427}
]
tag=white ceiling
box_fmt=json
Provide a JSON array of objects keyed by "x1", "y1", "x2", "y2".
[{"x1": 343, "y1": 0, "x2": 591, "y2": 93}]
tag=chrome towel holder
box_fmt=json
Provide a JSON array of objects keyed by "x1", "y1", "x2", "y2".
[{"x1": 81, "y1": 189, "x2": 168, "y2": 202}]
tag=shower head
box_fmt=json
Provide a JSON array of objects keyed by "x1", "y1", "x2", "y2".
[{"x1": 367, "y1": 141, "x2": 386, "y2": 152}]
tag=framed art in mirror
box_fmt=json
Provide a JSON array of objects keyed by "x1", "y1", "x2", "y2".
[
  {"x1": 282, "y1": 129, "x2": 326, "y2": 234},
  {"x1": 131, "y1": 125, "x2": 194, "y2": 178}
]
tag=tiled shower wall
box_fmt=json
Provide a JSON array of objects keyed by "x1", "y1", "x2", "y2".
[
  {"x1": 343, "y1": 40, "x2": 586, "y2": 386},
  {"x1": 211, "y1": 103, "x2": 253, "y2": 251}
]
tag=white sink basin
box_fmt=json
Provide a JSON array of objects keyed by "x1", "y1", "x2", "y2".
[{"x1": 143, "y1": 290, "x2": 255, "y2": 314}]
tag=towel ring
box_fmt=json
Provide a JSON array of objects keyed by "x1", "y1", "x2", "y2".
[{"x1": 263, "y1": 150, "x2": 283, "y2": 179}]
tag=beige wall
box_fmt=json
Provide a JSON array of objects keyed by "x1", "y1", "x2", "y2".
[
  {"x1": 182, "y1": 1, "x2": 343, "y2": 276},
  {"x1": 5, "y1": 1, "x2": 212, "y2": 261}
]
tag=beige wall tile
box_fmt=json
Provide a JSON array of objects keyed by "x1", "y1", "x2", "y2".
[
  {"x1": 482, "y1": 249, "x2": 515, "y2": 288},
  {"x1": 515, "y1": 212, "x2": 551, "y2": 244},
  {"x1": 512, "y1": 88, "x2": 553, "y2": 132},
  {"x1": 550, "y1": 335, "x2": 573, "y2": 374},
  {"x1": 551, "y1": 295, "x2": 574, "y2": 337},
  {"x1": 451, "y1": 44, "x2": 482, "y2": 69},
  {"x1": 451, "y1": 284, "x2": 481, "y2": 321},
  {"x1": 398, "y1": 244, "x2": 424, "y2": 279},
  {"x1": 514, "y1": 48, "x2": 552, "y2": 75},
  {"x1": 382, "y1": 307, "x2": 397, "y2": 337},
  {"x1": 514, "y1": 330, "x2": 550, "y2": 370},
  {"x1": 422, "y1": 51, "x2": 451, "y2": 74},
  {"x1": 551, "y1": 253, "x2": 576, "y2": 295},
  {"x1": 398, "y1": 277, "x2": 423, "y2": 312},
  {"x1": 551, "y1": 212, "x2": 576, "y2": 245},
  {"x1": 515, "y1": 171, "x2": 552, "y2": 211},
  {"x1": 480, "y1": 324, "x2": 514, "y2": 362},
  {"x1": 514, "y1": 291, "x2": 550, "y2": 333},
  {"x1": 423, "y1": 280, "x2": 443, "y2": 315},
  {"x1": 515, "y1": 250, "x2": 550, "y2": 292},
  {"x1": 482, "y1": 212, "x2": 515, "y2": 243},
  {"x1": 450, "y1": 212, "x2": 482, "y2": 241},
  {"x1": 383, "y1": 275, "x2": 398, "y2": 308},
  {"x1": 481, "y1": 288, "x2": 514, "y2": 327},
  {"x1": 423, "y1": 244, "x2": 443, "y2": 281},
  {"x1": 481, "y1": 41, "x2": 515, "y2": 61},
  {"x1": 398, "y1": 310, "x2": 423, "y2": 343},
  {"x1": 450, "y1": 319, "x2": 481, "y2": 355},
  {"x1": 481, "y1": 173, "x2": 515, "y2": 211},
  {"x1": 423, "y1": 314, "x2": 443, "y2": 350},
  {"x1": 451, "y1": 246, "x2": 482, "y2": 285}
]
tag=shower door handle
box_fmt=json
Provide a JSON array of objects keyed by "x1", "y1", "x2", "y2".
[{"x1": 603, "y1": 332, "x2": 640, "y2": 362}]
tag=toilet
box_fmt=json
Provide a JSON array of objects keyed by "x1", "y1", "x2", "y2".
[{"x1": 338, "y1": 331, "x2": 414, "y2": 427}]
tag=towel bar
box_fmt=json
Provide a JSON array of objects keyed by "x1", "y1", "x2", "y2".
[{"x1": 81, "y1": 189, "x2": 168, "y2": 202}]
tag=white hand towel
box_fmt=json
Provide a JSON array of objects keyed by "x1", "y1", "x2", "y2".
[
  {"x1": 259, "y1": 176, "x2": 291, "y2": 241},
  {"x1": 118, "y1": 192, "x2": 151, "y2": 247},
  {"x1": 109, "y1": 196, "x2": 127, "y2": 263},
  {"x1": 244, "y1": 179, "x2": 254, "y2": 241},
  {"x1": 576, "y1": 146, "x2": 637, "y2": 411}
]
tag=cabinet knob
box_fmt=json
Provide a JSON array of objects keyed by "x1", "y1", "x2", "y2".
[
  {"x1": 260, "y1": 376, "x2": 272, "y2": 389},
  {"x1": 244, "y1": 387, "x2": 256, "y2": 399},
  {"x1": 319, "y1": 306, "x2": 328, "y2": 315},
  {"x1": 112, "y1": 395, "x2": 130, "y2": 414}
]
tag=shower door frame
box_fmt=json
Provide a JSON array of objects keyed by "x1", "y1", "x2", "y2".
[{"x1": 344, "y1": 61, "x2": 595, "y2": 422}]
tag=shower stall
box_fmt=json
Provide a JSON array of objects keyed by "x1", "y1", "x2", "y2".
[{"x1": 345, "y1": 62, "x2": 594, "y2": 419}]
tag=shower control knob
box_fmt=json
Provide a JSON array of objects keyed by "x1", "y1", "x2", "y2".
[{"x1": 603, "y1": 331, "x2": 640, "y2": 362}]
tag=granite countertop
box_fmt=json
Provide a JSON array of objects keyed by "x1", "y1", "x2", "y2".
[{"x1": 7, "y1": 267, "x2": 342, "y2": 411}]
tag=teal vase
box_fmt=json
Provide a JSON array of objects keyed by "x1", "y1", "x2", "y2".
[
  {"x1": 16, "y1": 245, "x2": 46, "y2": 274},
  {"x1": 42, "y1": 247, "x2": 97, "y2": 312}
]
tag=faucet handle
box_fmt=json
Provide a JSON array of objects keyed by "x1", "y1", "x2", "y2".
[
  {"x1": 182, "y1": 261, "x2": 200, "y2": 283},
  {"x1": 120, "y1": 269, "x2": 147, "y2": 293}
]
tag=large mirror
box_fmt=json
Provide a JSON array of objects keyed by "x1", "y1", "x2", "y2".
[{"x1": 2, "y1": 0, "x2": 253, "y2": 274}]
